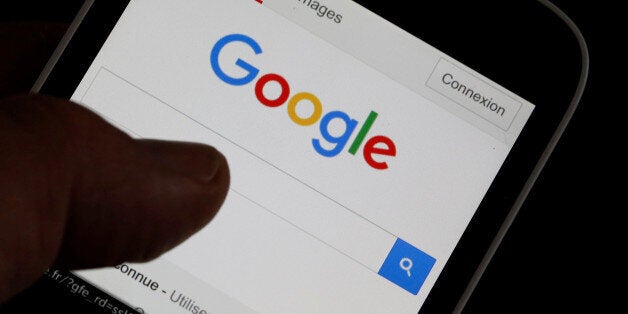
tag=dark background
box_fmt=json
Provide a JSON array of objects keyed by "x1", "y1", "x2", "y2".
[
  {"x1": 465, "y1": 1, "x2": 604, "y2": 311},
  {"x1": 0, "y1": 0, "x2": 603, "y2": 313}
]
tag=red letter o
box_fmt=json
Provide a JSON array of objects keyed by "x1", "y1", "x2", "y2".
[{"x1": 255, "y1": 73, "x2": 290, "y2": 108}]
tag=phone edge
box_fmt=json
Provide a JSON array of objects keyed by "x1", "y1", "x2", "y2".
[
  {"x1": 31, "y1": 0, "x2": 95, "y2": 94},
  {"x1": 452, "y1": 1, "x2": 590, "y2": 312}
]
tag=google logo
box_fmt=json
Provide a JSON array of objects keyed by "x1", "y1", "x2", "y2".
[{"x1": 210, "y1": 34, "x2": 397, "y2": 170}]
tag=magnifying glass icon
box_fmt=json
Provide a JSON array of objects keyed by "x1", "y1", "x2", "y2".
[{"x1": 400, "y1": 257, "x2": 413, "y2": 277}]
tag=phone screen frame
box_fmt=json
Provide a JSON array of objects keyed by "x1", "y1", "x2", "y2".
[{"x1": 35, "y1": 0, "x2": 587, "y2": 312}]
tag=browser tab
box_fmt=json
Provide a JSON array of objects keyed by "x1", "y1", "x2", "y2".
[
  {"x1": 426, "y1": 58, "x2": 522, "y2": 131},
  {"x1": 263, "y1": 0, "x2": 346, "y2": 25},
  {"x1": 293, "y1": 0, "x2": 344, "y2": 24}
]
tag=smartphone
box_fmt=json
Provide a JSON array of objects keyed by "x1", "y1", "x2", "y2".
[{"x1": 28, "y1": 0, "x2": 587, "y2": 313}]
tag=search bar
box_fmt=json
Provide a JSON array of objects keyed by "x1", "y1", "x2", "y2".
[{"x1": 80, "y1": 67, "x2": 435, "y2": 295}]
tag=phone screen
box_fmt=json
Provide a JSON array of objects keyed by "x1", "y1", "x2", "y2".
[{"x1": 67, "y1": 0, "x2": 535, "y2": 313}]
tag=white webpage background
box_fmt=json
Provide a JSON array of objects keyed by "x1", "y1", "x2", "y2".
[{"x1": 71, "y1": 0, "x2": 526, "y2": 313}]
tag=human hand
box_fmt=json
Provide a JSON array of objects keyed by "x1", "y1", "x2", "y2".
[{"x1": 0, "y1": 22, "x2": 230, "y2": 302}]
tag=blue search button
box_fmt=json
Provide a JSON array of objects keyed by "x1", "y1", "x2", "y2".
[{"x1": 378, "y1": 238, "x2": 436, "y2": 295}]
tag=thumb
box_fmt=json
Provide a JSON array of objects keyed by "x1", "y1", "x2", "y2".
[{"x1": 0, "y1": 94, "x2": 230, "y2": 302}]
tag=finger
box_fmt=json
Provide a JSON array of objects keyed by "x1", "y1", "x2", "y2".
[
  {"x1": 0, "y1": 22, "x2": 68, "y2": 96},
  {"x1": 0, "y1": 94, "x2": 230, "y2": 302}
]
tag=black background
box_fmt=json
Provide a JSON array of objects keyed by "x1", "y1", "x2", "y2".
[
  {"x1": 0, "y1": 0, "x2": 603, "y2": 313},
  {"x1": 464, "y1": 1, "x2": 603, "y2": 312}
]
